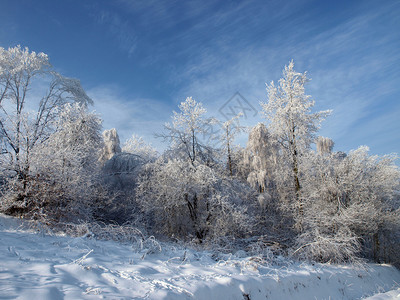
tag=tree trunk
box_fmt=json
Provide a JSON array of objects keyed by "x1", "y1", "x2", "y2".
[
  {"x1": 227, "y1": 140, "x2": 233, "y2": 176},
  {"x1": 373, "y1": 232, "x2": 380, "y2": 263},
  {"x1": 185, "y1": 193, "x2": 204, "y2": 242},
  {"x1": 290, "y1": 131, "x2": 303, "y2": 231}
]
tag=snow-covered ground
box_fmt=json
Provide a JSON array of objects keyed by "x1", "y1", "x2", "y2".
[{"x1": 0, "y1": 214, "x2": 399, "y2": 300}]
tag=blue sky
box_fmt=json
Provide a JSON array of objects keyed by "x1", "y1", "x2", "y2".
[{"x1": 1, "y1": 0, "x2": 399, "y2": 156}]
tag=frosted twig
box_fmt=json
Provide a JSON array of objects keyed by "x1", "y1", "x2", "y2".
[{"x1": 71, "y1": 249, "x2": 93, "y2": 265}]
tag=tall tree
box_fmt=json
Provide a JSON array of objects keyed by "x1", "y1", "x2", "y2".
[
  {"x1": 218, "y1": 112, "x2": 244, "y2": 176},
  {"x1": 26, "y1": 103, "x2": 103, "y2": 220},
  {"x1": 260, "y1": 61, "x2": 331, "y2": 229},
  {"x1": 0, "y1": 46, "x2": 92, "y2": 196},
  {"x1": 160, "y1": 97, "x2": 214, "y2": 165}
]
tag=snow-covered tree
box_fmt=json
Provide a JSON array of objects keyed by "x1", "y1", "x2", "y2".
[
  {"x1": 160, "y1": 97, "x2": 215, "y2": 165},
  {"x1": 2, "y1": 103, "x2": 103, "y2": 220},
  {"x1": 99, "y1": 128, "x2": 121, "y2": 163},
  {"x1": 240, "y1": 123, "x2": 295, "y2": 238},
  {"x1": 137, "y1": 97, "x2": 255, "y2": 242},
  {"x1": 137, "y1": 158, "x2": 253, "y2": 242},
  {"x1": 260, "y1": 60, "x2": 331, "y2": 229},
  {"x1": 0, "y1": 46, "x2": 93, "y2": 209},
  {"x1": 243, "y1": 123, "x2": 277, "y2": 194},
  {"x1": 218, "y1": 113, "x2": 244, "y2": 176},
  {"x1": 122, "y1": 134, "x2": 158, "y2": 162},
  {"x1": 295, "y1": 146, "x2": 400, "y2": 263},
  {"x1": 316, "y1": 136, "x2": 334, "y2": 155}
]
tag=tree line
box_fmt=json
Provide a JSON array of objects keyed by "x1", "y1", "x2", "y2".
[{"x1": 1, "y1": 46, "x2": 399, "y2": 265}]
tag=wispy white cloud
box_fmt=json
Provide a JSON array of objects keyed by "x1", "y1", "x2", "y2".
[
  {"x1": 92, "y1": 9, "x2": 137, "y2": 56},
  {"x1": 83, "y1": 0, "x2": 399, "y2": 157},
  {"x1": 171, "y1": 2, "x2": 400, "y2": 156},
  {"x1": 88, "y1": 85, "x2": 173, "y2": 150}
]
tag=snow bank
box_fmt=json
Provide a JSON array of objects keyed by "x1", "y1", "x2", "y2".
[
  {"x1": 0, "y1": 214, "x2": 399, "y2": 299},
  {"x1": 363, "y1": 288, "x2": 400, "y2": 300}
]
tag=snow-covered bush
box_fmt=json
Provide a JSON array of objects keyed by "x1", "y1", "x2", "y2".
[
  {"x1": 296, "y1": 147, "x2": 400, "y2": 263},
  {"x1": 122, "y1": 134, "x2": 158, "y2": 163},
  {"x1": 137, "y1": 158, "x2": 254, "y2": 243},
  {"x1": 292, "y1": 227, "x2": 361, "y2": 264},
  {"x1": 2, "y1": 103, "x2": 104, "y2": 222}
]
